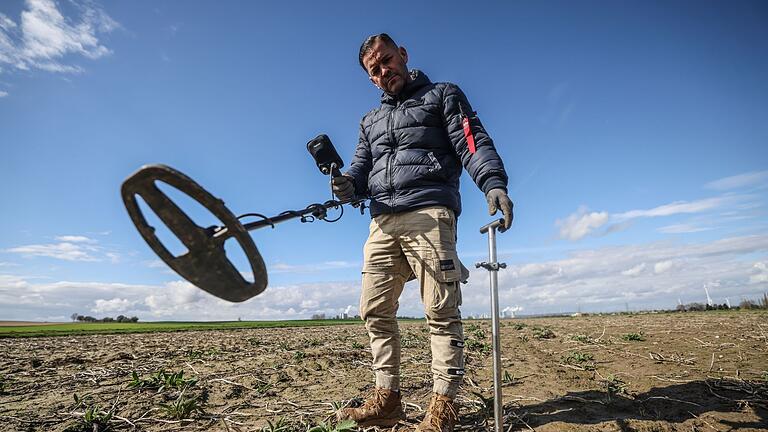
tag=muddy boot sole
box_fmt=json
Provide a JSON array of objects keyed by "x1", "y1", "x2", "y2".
[
  {"x1": 337, "y1": 410, "x2": 406, "y2": 428},
  {"x1": 356, "y1": 415, "x2": 405, "y2": 427}
]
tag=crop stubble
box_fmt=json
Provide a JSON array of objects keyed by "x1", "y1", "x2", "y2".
[{"x1": 0, "y1": 311, "x2": 766, "y2": 431}]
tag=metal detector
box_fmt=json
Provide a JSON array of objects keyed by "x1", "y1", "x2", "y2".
[
  {"x1": 121, "y1": 134, "x2": 365, "y2": 302},
  {"x1": 476, "y1": 218, "x2": 508, "y2": 432}
]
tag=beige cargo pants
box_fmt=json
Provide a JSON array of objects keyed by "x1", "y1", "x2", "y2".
[{"x1": 360, "y1": 205, "x2": 467, "y2": 398}]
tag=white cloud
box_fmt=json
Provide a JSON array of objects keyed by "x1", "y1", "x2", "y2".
[
  {"x1": 0, "y1": 274, "x2": 30, "y2": 289},
  {"x1": 481, "y1": 234, "x2": 768, "y2": 313},
  {"x1": 92, "y1": 297, "x2": 134, "y2": 314},
  {"x1": 0, "y1": 90, "x2": 7, "y2": 97},
  {"x1": 555, "y1": 170, "x2": 768, "y2": 242},
  {"x1": 518, "y1": 262, "x2": 563, "y2": 278},
  {"x1": 55, "y1": 235, "x2": 96, "y2": 243},
  {"x1": 270, "y1": 260, "x2": 359, "y2": 273},
  {"x1": 615, "y1": 197, "x2": 730, "y2": 220},
  {"x1": 5, "y1": 235, "x2": 120, "y2": 262},
  {"x1": 557, "y1": 193, "x2": 759, "y2": 241},
  {"x1": 0, "y1": 0, "x2": 118, "y2": 75},
  {"x1": 146, "y1": 259, "x2": 166, "y2": 269},
  {"x1": 6, "y1": 242, "x2": 99, "y2": 261},
  {"x1": 706, "y1": 171, "x2": 768, "y2": 191},
  {"x1": 2, "y1": 234, "x2": 766, "y2": 320},
  {"x1": 653, "y1": 260, "x2": 677, "y2": 274},
  {"x1": 0, "y1": 275, "x2": 365, "y2": 321},
  {"x1": 750, "y1": 262, "x2": 768, "y2": 284},
  {"x1": 621, "y1": 262, "x2": 646, "y2": 276},
  {"x1": 658, "y1": 224, "x2": 711, "y2": 234},
  {"x1": 555, "y1": 206, "x2": 609, "y2": 241}
]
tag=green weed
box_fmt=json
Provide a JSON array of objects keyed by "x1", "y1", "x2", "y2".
[
  {"x1": 260, "y1": 417, "x2": 291, "y2": 432},
  {"x1": 502, "y1": 370, "x2": 521, "y2": 385},
  {"x1": 351, "y1": 341, "x2": 365, "y2": 350},
  {"x1": 570, "y1": 334, "x2": 592, "y2": 343},
  {"x1": 400, "y1": 332, "x2": 423, "y2": 348},
  {"x1": 66, "y1": 393, "x2": 113, "y2": 432},
  {"x1": 159, "y1": 390, "x2": 204, "y2": 420},
  {"x1": 622, "y1": 332, "x2": 645, "y2": 341},
  {"x1": 470, "y1": 327, "x2": 486, "y2": 340},
  {"x1": 604, "y1": 375, "x2": 628, "y2": 402},
  {"x1": 185, "y1": 349, "x2": 204, "y2": 360},
  {"x1": 562, "y1": 351, "x2": 596, "y2": 370},
  {"x1": 466, "y1": 323, "x2": 480, "y2": 333},
  {"x1": 532, "y1": 326, "x2": 556, "y2": 339},
  {"x1": 465, "y1": 338, "x2": 492, "y2": 355},
  {"x1": 128, "y1": 369, "x2": 197, "y2": 391},
  {"x1": 255, "y1": 381, "x2": 273, "y2": 396},
  {"x1": 563, "y1": 351, "x2": 594, "y2": 364},
  {"x1": 308, "y1": 419, "x2": 356, "y2": 432}
]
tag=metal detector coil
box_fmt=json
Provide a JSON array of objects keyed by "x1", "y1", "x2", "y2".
[
  {"x1": 121, "y1": 164, "x2": 267, "y2": 302},
  {"x1": 122, "y1": 135, "x2": 367, "y2": 303}
]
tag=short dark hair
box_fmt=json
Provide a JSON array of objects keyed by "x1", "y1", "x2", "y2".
[{"x1": 358, "y1": 33, "x2": 397, "y2": 72}]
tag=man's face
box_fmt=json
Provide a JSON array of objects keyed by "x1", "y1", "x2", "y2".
[{"x1": 362, "y1": 39, "x2": 410, "y2": 95}]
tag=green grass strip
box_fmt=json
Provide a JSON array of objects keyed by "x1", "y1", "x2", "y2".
[{"x1": 0, "y1": 319, "x2": 364, "y2": 338}]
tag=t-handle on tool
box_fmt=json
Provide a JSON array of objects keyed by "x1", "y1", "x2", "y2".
[{"x1": 476, "y1": 218, "x2": 508, "y2": 432}]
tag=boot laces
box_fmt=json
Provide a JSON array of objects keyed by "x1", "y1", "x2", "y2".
[
  {"x1": 362, "y1": 387, "x2": 390, "y2": 410},
  {"x1": 428, "y1": 398, "x2": 457, "y2": 428}
]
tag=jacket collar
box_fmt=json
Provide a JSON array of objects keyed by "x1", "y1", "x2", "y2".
[{"x1": 381, "y1": 69, "x2": 431, "y2": 105}]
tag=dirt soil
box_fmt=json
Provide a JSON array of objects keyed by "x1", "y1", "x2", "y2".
[{"x1": 0, "y1": 312, "x2": 766, "y2": 431}]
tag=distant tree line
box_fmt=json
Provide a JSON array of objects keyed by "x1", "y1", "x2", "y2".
[
  {"x1": 311, "y1": 313, "x2": 358, "y2": 320},
  {"x1": 70, "y1": 313, "x2": 139, "y2": 323},
  {"x1": 675, "y1": 293, "x2": 768, "y2": 312}
]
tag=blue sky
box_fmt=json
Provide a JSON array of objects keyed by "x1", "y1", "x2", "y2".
[{"x1": 1, "y1": 0, "x2": 766, "y2": 321}]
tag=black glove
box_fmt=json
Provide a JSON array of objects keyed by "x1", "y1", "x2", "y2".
[
  {"x1": 331, "y1": 175, "x2": 356, "y2": 202},
  {"x1": 486, "y1": 188, "x2": 513, "y2": 229}
]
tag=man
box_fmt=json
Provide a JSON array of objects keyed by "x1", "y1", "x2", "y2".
[{"x1": 333, "y1": 33, "x2": 513, "y2": 431}]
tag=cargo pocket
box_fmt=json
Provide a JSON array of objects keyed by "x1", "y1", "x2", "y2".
[{"x1": 426, "y1": 253, "x2": 462, "y2": 318}]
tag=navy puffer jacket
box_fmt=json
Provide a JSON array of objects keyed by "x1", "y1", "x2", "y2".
[{"x1": 346, "y1": 70, "x2": 508, "y2": 217}]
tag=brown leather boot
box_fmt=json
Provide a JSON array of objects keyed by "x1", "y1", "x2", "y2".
[
  {"x1": 336, "y1": 387, "x2": 406, "y2": 427},
  {"x1": 415, "y1": 393, "x2": 458, "y2": 432}
]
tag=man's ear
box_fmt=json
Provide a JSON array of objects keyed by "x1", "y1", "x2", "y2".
[{"x1": 398, "y1": 46, "x2": 408, "y2": 64}]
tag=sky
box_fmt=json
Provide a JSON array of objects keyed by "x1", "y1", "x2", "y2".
[{"x1": 0, "y1": 0, "x2": 767, "y2": 322}]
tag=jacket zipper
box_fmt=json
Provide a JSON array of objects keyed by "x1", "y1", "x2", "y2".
[{"x1": 387, "y1": 102, "x2": 399, "y2": 211}]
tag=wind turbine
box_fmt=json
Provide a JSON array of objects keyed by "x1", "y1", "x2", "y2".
[{"x1": 703, "y1": 283, "x2": 714, "y2": 307}]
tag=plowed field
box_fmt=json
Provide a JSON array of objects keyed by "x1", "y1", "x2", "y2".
[{"x1": 1, "y1": 311, "x2": 766, "y2": 431}]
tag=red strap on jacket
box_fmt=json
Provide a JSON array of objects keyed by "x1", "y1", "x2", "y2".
[{"x1": 462, "y1": 115, "x2": 476, "y2": 154}]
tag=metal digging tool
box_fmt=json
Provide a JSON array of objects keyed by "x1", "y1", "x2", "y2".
[
  {"x1": 121, "y1": 134, "x2": 366, "y2": 302},
  {"x1": 476, "y1": 218, "x2": 508, "y2": 432}
]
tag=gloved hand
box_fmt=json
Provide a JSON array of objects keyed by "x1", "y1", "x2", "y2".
[
  {"x1": 331, "y1": 175, "x2": 356, "y2": 202},
  {"x1": 486, "y1": 188, "x2": 514, "y2": 229}
]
